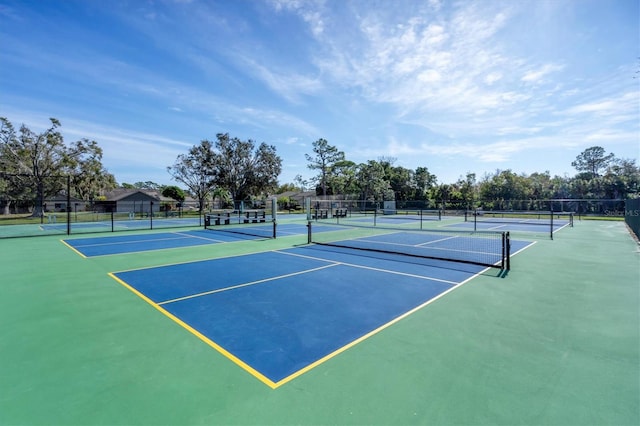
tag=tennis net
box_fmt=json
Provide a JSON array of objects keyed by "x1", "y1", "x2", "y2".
[
  {"x1": 204, "y1": 211, "x2": 276, "y2": 239},
  {"x1": 307, "y1": 222, "x2": 510, "y2": 270},
  {"x1": 465, "y1": 210, "x2": 574, "y2": 226}
]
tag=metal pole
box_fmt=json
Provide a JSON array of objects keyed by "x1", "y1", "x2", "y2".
[{"x1": 66, "y1": 175, "x2": 71, "y2": 235}]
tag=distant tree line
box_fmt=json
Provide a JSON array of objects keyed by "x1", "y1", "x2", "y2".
[
  {"x1": 298, "y1": 139, "x2": 640, "y2": 211},
  {"x1": 1, "y1": 117, "x2": 637, "y2": 216}
]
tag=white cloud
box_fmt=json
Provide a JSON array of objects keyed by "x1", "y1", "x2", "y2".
[
  {"x1": 521, "y1": 63, "x2": 564, "y2": 83},
  {"x1": 484, "y1": 71, "x2": 503, "y2": 85},
  {"x1": 269, "y1": 0, "x2": 326, "y2": 36},
  {"x1": 240, "y1": 57, "x2": 323, "y2": 103}
]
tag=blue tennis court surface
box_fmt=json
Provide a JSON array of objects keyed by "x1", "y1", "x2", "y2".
[
  {"x1": 63, "y1": 229, "x2": 243, "y2": 257},
  {"x1": 110, "y1": 236, "x2": 533, "y2": 388}
]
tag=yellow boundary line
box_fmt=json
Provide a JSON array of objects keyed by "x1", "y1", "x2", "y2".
[
  {"x1": 60, "y1": 239, "x2": 87, "y2": 258},
  {"x1": 106, "y1": 242, "x2": 532, "y2": 389},
  {"x1": 108, "y1": 272, "x2": 279, "y2": 389}
]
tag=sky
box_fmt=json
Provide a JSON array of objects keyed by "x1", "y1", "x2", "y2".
[{"x1": 1, "y1": 0, "x2": 638, "y2": 188}]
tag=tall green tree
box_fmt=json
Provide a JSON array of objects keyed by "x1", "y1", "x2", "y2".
[
  {"x1": 479, "y1": 169, "x2": 531, "y2": 209},
  {"x1": 356, "y1": 161, "x2": 391, "y2": 201},
  {"x1": 65, "y1": 138, "x2": 117, "y2": 201},
  {"x1": 601, "y1": 158, "x2": 640, "y2": 199},
  {"x1": 209, "y1": 133, "x2": 282, "y2": 202},
  {"x1": 388, "y1": 166, "x2": 414, "y2": 202},
  {"x1": 571, "y1": 146, "x2": 615, "y2": 178},
  {"x1": 413, "y1": 167, "x2": 437, "y2": 200},
  {"x1": 305, "y1": 138, "x2": 345, "y2": 196},
  {"x1": 327, "y1": 160, "x2": 358, "y2": 196},
  {"x1": 0, "y1": 118, "x2": 23, "y2": 215},
  {"x1": 167, "y1": 140, "x2": 216, "y2": 214},
  {"x1": 0, "y1": 118, "x2": 66, "y2": 216},
  {"x1": 0, "y1": 117, "x2": 112, "y2": 216},
  {"x1": 456, "y1": 172, "x2": 477, "y2": 209},
  {"x1": 432, "y1": 184, "x2": 452, "y2": 210}
]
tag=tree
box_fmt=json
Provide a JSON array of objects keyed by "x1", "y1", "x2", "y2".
[
  {"x1": 211, "y1": 187, "x2": 232, "y2": 209},
  {"x1": 0, "y1": 117, "x2": 112, "y2": 216},
  {"x1": 162, "y1": 185, "x2": 186, "y2": 202},
  {"x1": 456, "y1": 172, "x2": 477, "y2": 209},
  {"x1": 293, "y1": 174, "x2": 309, "y2": 192},
  {"x1": 0, "y1": 118, "x2": 66, "y2": 216},
  {"x1": 478, "y1": 169, "x2": 531, "y2": 210},
  {"x1": 328, "y1": 160, "x2": 358, "y2": 196},
  {"x1": 209, "y1": 133, "x2": 282, "y2": 202},
  {"x1": 305, "y1": 138, "x2": 345, "y2": 196},
  {"x1": 571, "y1": 146, "x2": 615, "y2": 178},
  {"x1": 132, "y1": 181, "x2": 162, "y2": 190},
  {"x1": 356, "y1": 161, "x2": 390, "y2": 201},
  {"x1": 387, "y1": 165, "x2": 414, "y2": 202},
  {"x1": 601, "y1": 158, "x2": 640, "y2": 199},
  {"x1": 413, "y1": 167, "x2": 437, "y2": 201},
  {"x1": 276, "y1": 183, "x2": 298, "y2": 193},
  {"x1": 432, "y1": 184, "x2": 452, "y2": 210},
  {"x1": 65, "y1": 138, "x2": 117, "y2": 201},
  {"x1": 167, "y1": 140, "x2": 216, "y2": 214},
  {"x1": 0, "y1": 119, "x2": 22, "y2": 215}
]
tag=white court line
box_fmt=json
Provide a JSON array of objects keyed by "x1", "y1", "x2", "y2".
[
  {"x1": 157, "y1": 263, "x2": 340, "y2": 305},
  {"x1": 174, "y1": 231, "x2": 228, "y2": 243},
  {"x1": 70, "y1": 233, "x2": 201, "y2": 248}
]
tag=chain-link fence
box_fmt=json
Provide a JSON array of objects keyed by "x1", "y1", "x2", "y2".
[
  {"x1": 0, "y1": 174, "x2": 204, "y2": 238},
  {"x1": 625, "y1": 198, "x2": 640, "y2": 240}
]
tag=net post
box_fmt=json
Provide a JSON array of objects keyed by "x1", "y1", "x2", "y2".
[
  {"x1": 474, "y1": 209, "x2": 477, "y2": 232},
  {"x1": 271, "y1": 198, "x2": 277, "y2": 223},
  {"x1": 307, "y1": 221, "x2": 312, "y2": 244},
  {"x1": 111, "y1": 211, "x2": 114, "y2": 232},
  {"x1": 550, "y1": 209, "x2": 553, "y2": 240},
  {"x1": 505, "y1": 232, "x2": 511, "y2": 271},
  {"x1": 66, "y1": 175, "x2": 71, "y2": 235},
  {"x1": 501, "y1": 231, "x2": 505, "y2": 270},
  {"x1": 272, "y1": 219, "x2": 277, "y2": 239},
  {"x1": 150, "y1": 201, "x2": 154, "y2": 230},
  {"x1": 420, "y1": 209, "x2": 423, "y2": 230}
]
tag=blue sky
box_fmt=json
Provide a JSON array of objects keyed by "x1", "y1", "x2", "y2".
[{"x1": 1, "y1": 0, "x2": 638, "y2": 188}]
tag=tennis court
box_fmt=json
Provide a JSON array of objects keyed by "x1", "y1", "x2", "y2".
[
  {"x1": 1, "y1": 216, "x2": 638, "y2": 425},
  {"x1": 62, "y1": 223, "x2": 346, "y2": 257},
  {"x1": 110, "y1": 232, "x2": 533, "y2": 388},
  {"x1": 445, "y1": 211, "x2": 574, "y2": 237}
]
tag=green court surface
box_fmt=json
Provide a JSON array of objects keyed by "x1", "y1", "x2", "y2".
[{"x1": 1, "y1": 217, "x2": 638, "y2": 425}]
